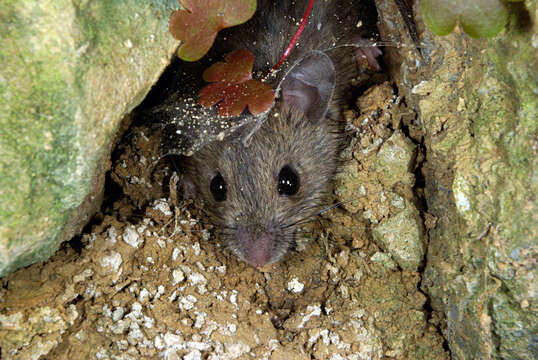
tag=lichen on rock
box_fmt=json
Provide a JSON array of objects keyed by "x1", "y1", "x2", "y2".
[
  {"x1": 0, "y1": 0, "x2": 179, "y2": 277},
  {"x1": 375, "y1": 0, "x2": 537, "y2": 358}
]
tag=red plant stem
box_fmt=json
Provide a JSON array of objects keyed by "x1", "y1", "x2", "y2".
[{"x1": 272, "y1": 0, "x2": 315, "y2": 71}]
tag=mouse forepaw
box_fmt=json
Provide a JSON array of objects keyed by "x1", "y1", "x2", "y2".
[{"x1": 352, "y1": 36, "x2": 383, "y2": 72}]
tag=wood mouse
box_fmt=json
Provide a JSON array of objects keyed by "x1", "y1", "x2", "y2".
[{"x1": 180, "y1": 0, "x2": 381, "y2": 268}]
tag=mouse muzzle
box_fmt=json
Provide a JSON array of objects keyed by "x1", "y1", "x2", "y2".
[{"x1": 237, "y1": 226, "x2": 277, "y2": 268}]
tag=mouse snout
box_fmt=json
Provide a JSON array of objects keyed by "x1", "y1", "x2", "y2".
[{"x1": 237, "y1": 227, "x2": 275, "y2": 268}]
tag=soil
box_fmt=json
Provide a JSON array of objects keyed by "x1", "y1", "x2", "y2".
[{"x1": 0, "y1": 74, "x2": 448, "y2": 360}]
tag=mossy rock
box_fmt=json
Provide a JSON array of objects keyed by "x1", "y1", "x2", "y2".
[
  {"x1": 376, "y1": 0, "x2": 536, "y2": 358},
  {"x1": 0, "y1": 0, "x2": 178, "y2": 277}
]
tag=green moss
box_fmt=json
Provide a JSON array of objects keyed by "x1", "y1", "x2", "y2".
[
  {"x1": 0, "y1": 0, "x2": 178, "y2": 276},
  {"x1": 490, "y1": 292, "x2": 538, "y2": 359},
  {"x1": 0, "y1": 3, "x2": 78, "y2": 254},
  {"x1": 421, "y1": 1, "x2": 537, "y2": 357}
]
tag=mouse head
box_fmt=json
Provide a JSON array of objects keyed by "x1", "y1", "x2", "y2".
[{"x1": 183, "y1": 51, "x2": 342, "y2": 268}]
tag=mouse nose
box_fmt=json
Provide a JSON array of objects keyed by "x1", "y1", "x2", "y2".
[{"x1": 238, "y1": 228, "x2": 273, "y2": 268}]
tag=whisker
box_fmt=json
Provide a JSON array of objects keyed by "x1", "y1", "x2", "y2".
[
  {"x1": 324, "y1": 40, "x2": 428, "y2": 51},
  {"x1": 280, "y1": 200, "x2": 340, "y2": 229},
  {"x1": 282, "y1": 217, "x2": 320, "y2": 229},
  {"x1": 280, "y1": 194, "x2": 374, "y2": 232}
]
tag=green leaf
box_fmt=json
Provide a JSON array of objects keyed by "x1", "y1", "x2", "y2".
[
  {"x1": 421, "y1": 0, "x2": 518, "y2": 38},
  {"x1": 421, "y1": 0, "x2": 459, "y2": 36}
]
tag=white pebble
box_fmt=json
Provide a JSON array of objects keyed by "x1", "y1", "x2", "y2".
[
  {"x1": 287, "y1": 277, "x2": 304, "y2": 293},
  {"x1": 122, "y1": 226, "x2": 143, "y2": 248},
  {"x1": 101, "y1": 252, "x2": 122, "y2": 272}
]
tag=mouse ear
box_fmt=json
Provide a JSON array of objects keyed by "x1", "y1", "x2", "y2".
[{"x1": 280, "y1": 51, "x2": 336, "y2": 122}]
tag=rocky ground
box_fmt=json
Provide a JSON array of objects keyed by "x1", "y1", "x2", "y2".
[{"x1": 0, "y1": 79, "x2": 449, "y2": 359}]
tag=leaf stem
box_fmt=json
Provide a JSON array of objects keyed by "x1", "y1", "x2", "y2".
[{"x1": 272, "y1": 0, "x2": 315, "y2": 71}]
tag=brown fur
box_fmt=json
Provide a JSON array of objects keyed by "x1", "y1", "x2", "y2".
[
  {"x1": 182, "y1": 0, "x2": 379, "y2": 266},
  {"x1": 184, "y1": 103, "x2": 343, "y2": 264}
]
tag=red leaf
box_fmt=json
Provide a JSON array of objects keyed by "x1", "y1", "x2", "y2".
[
  {"x1": 203, "y1": 49, "x2": 254, "y2": 83},
  {"x1": 169, "y1": 0, "x2": 257, "y2": 62},
  {"x1": 241, "y1": 80, "x2": 275, "y2": 116},
  {"x1": 198, "y1": 50, "x2": 275, "y2": 117}
]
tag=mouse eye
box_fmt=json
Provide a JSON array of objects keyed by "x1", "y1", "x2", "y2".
[
  {"x1": 210, "y1": 172, "x2": 227, "y2": 202},
  {"x1": 278, "y1": 165, "x2": 300, "y2": 196}
]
